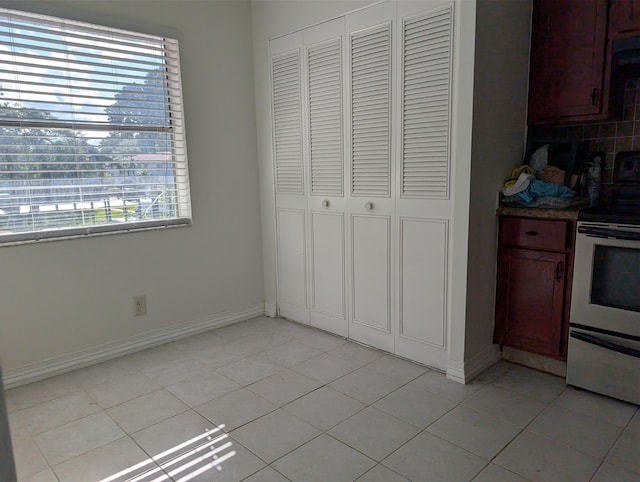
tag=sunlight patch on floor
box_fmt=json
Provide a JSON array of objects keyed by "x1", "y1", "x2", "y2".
[{"x1": 100, "y1": 424, "x2": 235, "y2": 482}]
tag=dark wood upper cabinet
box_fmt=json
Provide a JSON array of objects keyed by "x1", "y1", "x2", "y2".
[
  {"x1": 610, "y1": 0, "x2": 640, "y2": 37},
  {"x1": 528, "y1": 0, "x2": 609, "y2": 125}
]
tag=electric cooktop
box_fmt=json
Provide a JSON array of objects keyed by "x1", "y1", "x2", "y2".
[{"x1": 579, "y1": 204, "x2": 640, "y2": 225}]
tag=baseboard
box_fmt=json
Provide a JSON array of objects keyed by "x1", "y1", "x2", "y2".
[
  {"x1": 446, "y1": 344, "x2": 502, "y2": 384},
  {"x1": 3, "y1": 302, "x2": 265, "y2": 390},
  {"x1": 502, "y1": 346, "x2": 567, "y2": 377},
  {"x1": 264, "y1": 301, "x2": 277, "y2": 318}
]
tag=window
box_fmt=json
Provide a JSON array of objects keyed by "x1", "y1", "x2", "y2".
[{"x1": 0, "y1": 8, "x2": 192, "y2": 244}]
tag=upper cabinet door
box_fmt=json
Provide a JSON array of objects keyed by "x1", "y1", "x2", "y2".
[
  {"x1": 528, "y1": 0, "x2": 608, "y2": 125},
  {"x1": 610, "y1": 0, "x2": 640, "y2": 38}
]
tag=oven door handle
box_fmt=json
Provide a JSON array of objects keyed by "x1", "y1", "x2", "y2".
[
  {"x1": 571, "y1": 331, "x2": 640, "y2": 358},
  {"x1": 578, "y1": 226, "x2": 640, "y2": 241}
]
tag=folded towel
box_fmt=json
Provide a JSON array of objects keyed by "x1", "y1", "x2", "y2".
[
  {"x1": 502, "y1": 172, "x2": 535, "y2": 196},
  {"x1": 517, "y1": 179, "x2": 575, "y2": 204}
]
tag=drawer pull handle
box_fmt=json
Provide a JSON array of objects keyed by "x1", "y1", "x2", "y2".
[
  {"x1": 556, "y1": 261, "x2": 564, "y2": 280},
  {"x1": 571, "y1": 331, "x2": 640, "y2": 358},
  {"x1": 525, "y1": 231, "x2": 539, "y2": 236}
]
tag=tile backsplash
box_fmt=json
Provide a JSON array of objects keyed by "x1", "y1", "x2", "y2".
[{"x1": 528, "y1": 78, "x2": 640, "y2": 202}]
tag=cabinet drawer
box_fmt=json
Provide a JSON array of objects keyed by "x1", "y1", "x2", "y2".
[{"x1": 501, "y1": 217, "x2": 568, "y2": 251}]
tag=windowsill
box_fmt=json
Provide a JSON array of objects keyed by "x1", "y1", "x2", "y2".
[{"x1": 0, "y1": 218, "x2": 192, "y2": 247}]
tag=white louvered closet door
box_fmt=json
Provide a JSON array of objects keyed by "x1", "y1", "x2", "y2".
[
  {"x1": 270, "y1": 33, "x2": 310, "y2": 323},
  {"x1": 346, "y1": 2, "x2": 396, "y2": 353},
  {"x1": 303, "y1": 19, "x2": 349, "y2": 336},
  {"x1": 394, "y1": 2, "x2": 455, "y2": 370}
]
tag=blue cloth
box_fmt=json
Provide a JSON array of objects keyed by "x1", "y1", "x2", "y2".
[{"x1": 516, "y1": 179, "x2": 575, "y2": 204}]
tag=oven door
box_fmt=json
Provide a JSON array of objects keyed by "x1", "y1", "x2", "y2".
[{"x1": 570, "y1": 222, "x2": 640, "y2": 336}]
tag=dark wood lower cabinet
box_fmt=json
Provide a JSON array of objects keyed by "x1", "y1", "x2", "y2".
[
  {"x1": 494, "y1": 215, "x2": 576, "y2": 361},
  {"x1": 495, "y1": 248, "x2": 566, "y2": 357}
]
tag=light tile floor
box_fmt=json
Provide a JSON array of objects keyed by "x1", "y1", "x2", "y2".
[{"x1": 6, "y1": 316, "x2": 640, "y2": 482}]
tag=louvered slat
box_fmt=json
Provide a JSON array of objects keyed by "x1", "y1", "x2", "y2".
[
  {"x1": 308, "y1": 38, "x2": 343, "y2": 195},
  {"x1": 272, "y1": 51, "x2": 304, "y2": 194},
  {"x1": 350, "y1": 24, "x2": 391, "y2": 197},
  {"x1": 401, "y1": 6, "x2": 453, "y2": 199}
]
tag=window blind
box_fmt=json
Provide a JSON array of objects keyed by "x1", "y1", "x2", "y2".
[{"x1": 0, "y1": 8, "x2": 192, "y2": 244}]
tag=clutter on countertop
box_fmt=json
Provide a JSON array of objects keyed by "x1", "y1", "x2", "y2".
[
  {"x1": 499, "y1": 142, "x2": 598, "y2": 209},
  {"x1": 505, "y1": 165, "x2": 535, "y2": 184},
  {"x1": 502, "y1": 173, "x2": 534, "y2": 197},
  {"x1": 529, "y1": 143, "x2": 548, "y2": 174},
  {"x1": 538, "y1": 165, "x2": 567, "y2": 186},
  {"x1": 501, "y1": 166, "x2": 576, "y2": 208}
]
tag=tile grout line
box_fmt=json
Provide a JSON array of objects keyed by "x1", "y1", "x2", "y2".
[
  {"x1": 481, "y1": 381, "x2": 635, "y2": 480},
  {"x1": 481, "y1": 382, "x2": 570, "y2": 477},
  {"x1": 372, "y1": 380, "x2": 497, "y2": 479},
  {"x1": 221, "y1": 348, "x2": 433, "y2": 479},
  {"x1": 308, "y1": 366, "x2": 491, "y2": 478},
  {"x1": 10, "y1": 318, "x2": 638, "y2": 481},
  {"x1": 589, "y1": 408, "x2": 638, "y2": 480},
  {"x1": 32, "y1": 408, "x2": 128, "y2": 478},
  {"x1": 400, "y1": 366, "x2": 571, "y2": 480}
]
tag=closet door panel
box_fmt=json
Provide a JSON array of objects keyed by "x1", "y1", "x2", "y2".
[
  {"x1": 401, "y1": 3, "x2": 453, "y2": 200},
  {"x1": 346, "y1": 1, "x2": 396, "y2": 353},
  {"x1": 310, "y1": 212, "x2": 346, "y2": 326},
  {"x1": 399, "y1": 217, "x2": 447, "y2": 348},
  {"x1": 394, "y1": 2, "x2": 454, "y2": 370},
  {"x1": 277, "y1": 208, "x2": 308, "y2": 321},
  {"x1": 307, "y1": 36, "x2": 344, "y2": 197},
  {"x1": 272, "y1": 50, "x2": 304, "y2": 196},
  {"x1": 271, "y1": 33, "x2": 310, "y2": 323},
  {"x1": 350, "y1": 23, "x2": 392, "y2": 198},
  {"x1": 351, "y1": 214, "x2": 392, "y2": 333},
  {"x1": 269, "y1": 1, "x2": 459, "y2": 370},
  {"x1": 304, "y1": 18, "x2": 348, "y2": 336}
]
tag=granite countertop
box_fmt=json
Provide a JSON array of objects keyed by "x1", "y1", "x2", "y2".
[{"x1": 496, "y1": 205, "x2": 583, "y2": 220}]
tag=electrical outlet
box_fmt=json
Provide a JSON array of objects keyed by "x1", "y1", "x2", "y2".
[{"x1": 133, "y1": 295, "x2": 147, "y2": 316}]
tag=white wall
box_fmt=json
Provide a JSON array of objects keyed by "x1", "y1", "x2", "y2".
[
  {"x1": 0, "y1": 1, "x2": 264, "y2": 372},
  {"x1": 446, "y1": 0, "x2": 477, "y2": 369},
  {"x1": 464, "y1": 0, "x2": 531, "y2": 360}
]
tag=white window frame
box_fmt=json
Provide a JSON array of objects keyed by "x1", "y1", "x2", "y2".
[{"x1": 0, "y1": 7, "x2": 192, "y2": 245}]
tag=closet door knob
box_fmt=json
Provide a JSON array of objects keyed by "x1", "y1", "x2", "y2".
[
  {"x1": 321, "y1": 199, "x2": 330, "y2": 208},
  {"x1": 365, "y1": 202, "x2": 373, "y2": 211}
]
